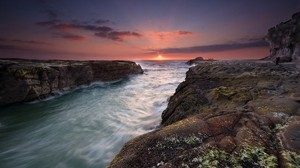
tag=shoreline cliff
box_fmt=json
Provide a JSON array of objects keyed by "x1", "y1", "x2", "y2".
[
  {"x1": 0, "y1": 59, "x2": 143, "y2": 106},
  {"x1": 108, "y1": 12, "x2": 300, "y2": 168}
]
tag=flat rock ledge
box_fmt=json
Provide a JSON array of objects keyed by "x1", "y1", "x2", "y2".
[
  {"x1": 109, "y1": 61, "x2": 300, "y2": 168},
  {"x1": 0, "y1": 59, "x2": 143, "y2": 106}
]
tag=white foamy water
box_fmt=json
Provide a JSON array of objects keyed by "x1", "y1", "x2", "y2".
[{"x1": 0, "y1": 60, "x2": 189, "y2": 168}]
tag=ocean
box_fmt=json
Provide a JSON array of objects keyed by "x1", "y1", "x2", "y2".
[{"x1": 0, "y1": 60, "x2": 189, "y2": 168}]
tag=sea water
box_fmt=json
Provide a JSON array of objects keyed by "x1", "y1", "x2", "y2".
[{"x1": 0, "y1": 60, "x2": 189, "y2": 168}]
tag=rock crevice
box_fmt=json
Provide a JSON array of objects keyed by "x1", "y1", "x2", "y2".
[{"x1": 109, "y1": 61, "x2": 300, "y2": 168}]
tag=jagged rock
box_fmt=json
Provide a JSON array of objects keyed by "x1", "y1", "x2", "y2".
[
  {"x1": 109, "y1": 61, "x2": 300, "y2": 168},
  {"x1": 0, "y1": 59, "x2": 143, "y2": 106},
  {"x1": 265, "y1": 11, "x2": 300, "y2": 62}
]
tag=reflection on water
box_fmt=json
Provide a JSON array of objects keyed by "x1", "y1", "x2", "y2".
[{"x1": 0, "y1": 60, "x2": 189, "y2": 168}]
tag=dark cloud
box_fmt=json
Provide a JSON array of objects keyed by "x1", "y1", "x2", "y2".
[
  {"x1": 12, "y1": 39, "x2": 50, "y2": 45},
  {"x1": 0, "y1": 38, "x2": 8, "y2": 42},
  {"x1": 0, "y1": 44, "x2": 33, "y2": 52},
  {"x1": 149, "y1": 39, "x2": 268, "y2": 54},
  {"x1": 36, "y1": 19, "x2": 59, "y2": 26},
  {"x1": 0, "y1": 44, "x2": 20, "y2": 50},
  {"x1": 178, "y1": 31, "x2": 194, "y2": 35},
  {"x1": 44, "y1": 9, "x2": 60, "y2": 20},
  {"x1": 37, "y1": 20, "x2": 142, "y2": 41},
  {"x1": 95, "y1": 31, "x2": 142, "y2": 41},
  {"x1": 235, "y1": 35, "x2": 266, "y2": 43},
  {"x1": 0, "y1": 37, "x2": 49, "y2": 45},
  {"x1": 52, "y1": 33, "x2": 86, "y2": 41},
  {"x1": 95, "y1": 19, "x2": 110, "y2": 24}
]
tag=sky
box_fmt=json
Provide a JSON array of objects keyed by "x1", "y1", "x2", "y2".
[{"x1": 0, "y1": 0, "x2": 299, "y2": 60}]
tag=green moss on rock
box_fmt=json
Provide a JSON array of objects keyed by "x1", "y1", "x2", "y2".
[
  {"x1": 155, "y1": 134, "x2": 207, "y2": 150},
  {"x1": 190, "y1": 146, "x2": 277, "y2": 168},
  {"x1": 282, "y1": 151, "x2": 300, "y2": 168},
  {"x1": 14, "y1": 67, "x2": 45, "y2": 77}
]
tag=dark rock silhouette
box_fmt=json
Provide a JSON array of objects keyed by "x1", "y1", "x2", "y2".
[
  {"x1": 186, "y1": 57, "x2": 215, "y2": 65},
  {"x1": 186, "y1": 57, "x2": 204, "y2": 65},
  {"x1": 265, "y1": 11, "x2": 300, "y2": 62}
]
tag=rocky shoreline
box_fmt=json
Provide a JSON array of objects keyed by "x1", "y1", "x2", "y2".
[
  {"x1": 0, "y1": 59, "x2": 143, "y2": 106},
  {"x1": 109, "y1": 60, "x2": 300, "y2": 168},
  {"x1": 109, "y1": 12, "x2": 300, "y2": 168}
]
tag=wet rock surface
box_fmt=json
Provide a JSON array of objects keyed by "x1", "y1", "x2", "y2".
[
  {"x1": 109, "y1": 61, "x2": 300, "y2": 168},
  {"x1": 0, "y1": 59, "x2": 143, "y2": 106}
]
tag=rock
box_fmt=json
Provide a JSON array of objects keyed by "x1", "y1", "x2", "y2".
[
  {"x1": 265, "y1": 11, "x2": 300, "y2": 62},
  {"x1": 109, "y1": 61, "x2": 300, "y2": 168},
  {"x1": 186, "y1": 57, "x2": 204, "y2": 65},
  {"x1": 0, "y1": 59, "x2": 143, "y2": 106},
  {"x1": 186, "y1": 57, "x2": 215, "y2": 65}
]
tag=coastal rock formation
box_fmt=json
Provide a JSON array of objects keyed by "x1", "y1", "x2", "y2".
[
  {"x1": 109, "y1": 61, "x2": 300, "y2": 168},
  {"x1": 109, "y1": 12, "x2": 300, "y2": 168},
  {"x1": 186, "y1": 57, "x2": 204, "y2": 65},
  {"x1": 186, "y1": 57, "x2": 215, "y2": 65},
  {"x1": 265, "y1": 12, "x2": 300, "y2": 62},
  {"x1": 0, "y1": 59, "x2": 143, "y2": 106}
]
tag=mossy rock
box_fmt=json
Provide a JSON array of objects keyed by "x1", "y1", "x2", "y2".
[
  {"x1": 282, "y1": 151, "x2": 300, "y2": 168},
  {"x1": 208, "y1": 86, "x2": 252, "y2": 105},
  {"x1": 13, "y1": 66, "x2": 45, "y2": 78},
  {"x1": 190, "y1": 146, "x2": 278, "y2": 168}
]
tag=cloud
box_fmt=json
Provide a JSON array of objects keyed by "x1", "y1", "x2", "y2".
[
  {"x1": 0, "y1": 38, "x2": 8, "y2": 42},
  {"x1": 95, "y1": 19, "x2": 111, "y2": 24},
  {"x1": 0, "y1": 44, "x2": 21, "y2": 50},
  {"x1": 95, "y1": 31, "x2": 142, "y2": 41},
  {"x1": 12, "y1": 39, "x2": 50, "y2": 45},
  {"x1": 178, "y1": 31, "x2": 194, "y2": 35},
  {"x1": 0, "y1": 44, "x2": 34, "y2": 52},
  {"x1": 44, "y1": 9, "x2": 60, "y2": 20},
  {"x1": 37, "y1": 20, "x2": 142, "y2": 41},
  {"x1": 0, "y1": 37, "x2": 49, "y2": 45},
  {"x1": 148, "y1": 39, "x2": 268, "y2": 54},
  {"x1": 52, "y1": 33, "x2": 86, "y2": 41},
  {"x1": 150, "y1": 30, "x2": 196, "y2": 41},
  {"x1": 36, "y1": 20, "x2": 60, "y2": 26}
]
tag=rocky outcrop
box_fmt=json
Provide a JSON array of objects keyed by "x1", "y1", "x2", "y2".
[
  {"x1": 109, "y1": 61, "x2": 300, "y2": 168},
  {"x1": 265, "y1": 12, "x2": 300, "y2": 62},
  {"x1": 186, "y1": 57, "x2": 215, "y2": 65},
  {"x1": 186, "y1": 57, "x2": 204, "y2": 65},
  {"x1": 0, "y1": 59, "x2": 143, "y2": 106}
]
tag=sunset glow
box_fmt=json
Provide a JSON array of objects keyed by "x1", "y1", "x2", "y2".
[
  {"x1": 0, "y1": 0, "x2": 298, "y2": 60},
  {"x1": 157, "y1": 55, "x2": 163, "y2": 60}
]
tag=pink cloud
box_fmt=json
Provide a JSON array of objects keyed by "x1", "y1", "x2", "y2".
[{"x1": 149, "y1": 30, "x2": 196, "y2": 41}]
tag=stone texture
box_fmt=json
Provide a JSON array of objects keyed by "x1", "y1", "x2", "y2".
[
  {"x1": 109, "y1": 61, "x2": 300, "y2": 168},
  {"x1": 0, "y1": 59, "x2": 143, "y2": 106},
  {"x1": 265, "y1": 12, "x2": 300, "y2": 62}
]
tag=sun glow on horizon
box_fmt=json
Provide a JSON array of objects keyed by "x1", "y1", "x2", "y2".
[{"x1": 155, "y1": 54, "x2": 165, "y2": 60}]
